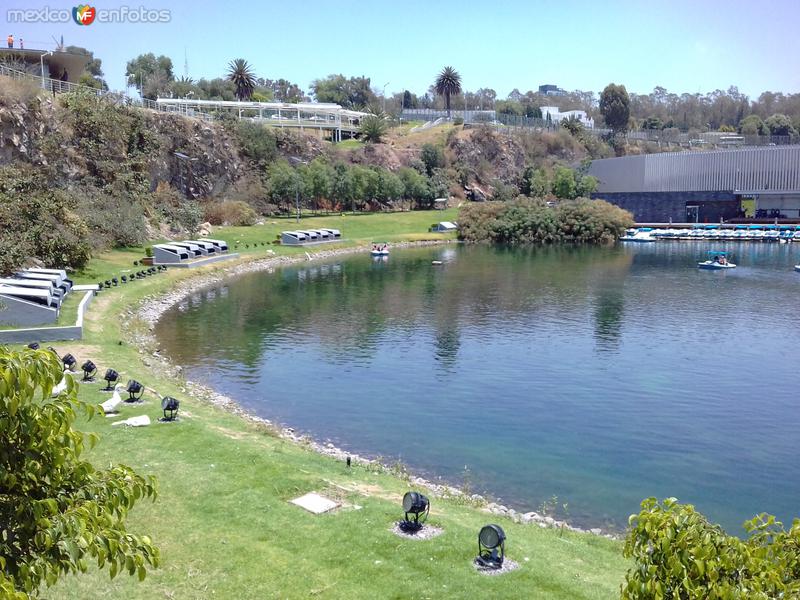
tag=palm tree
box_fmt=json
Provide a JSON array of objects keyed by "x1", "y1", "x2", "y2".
[
  {"x1": 434, "y1": 66, "x2": 462, "y2": 119},
  {"x1": 227, "y1": 58, "x2": 256, "y2": 101}
]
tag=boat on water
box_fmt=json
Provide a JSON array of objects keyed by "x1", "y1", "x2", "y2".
[
  {"x1": 698, "y1": 250, "x2": 736, "y2": 270},
  {"x1": 620, "y1": 228, "x2": 656, "y2": 242},
  {"x1": 795, "y1": 265, "x2": 800, "y2": 272},
  {"x1": 370, "y1": 243, "x2": 390, "y2": 257}
]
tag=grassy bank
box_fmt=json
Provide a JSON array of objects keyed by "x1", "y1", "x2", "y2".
[{"x1": 27, "y1": 211, "x2": 627, "y2": 599}]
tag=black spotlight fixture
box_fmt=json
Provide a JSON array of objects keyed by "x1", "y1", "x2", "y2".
[
  {"x1": 399, "y1": 491, "x2": 430, "y2": 533},
  {"x1": 104, "y1": 280, "x2": 112, "y2": 289},
  {"x1": 97, "y1": 281, "x2": 104, "y2": 291},
  {"x1": 475, "y1": 525, "x2": 506, "y2": 570},
  {"x1": 133, "y1": 260, "x2": 139, "y2": 266},
  {"x1": 102, "y1": 368, "x2": 119, "y2": 391},
  {"x1": 112, "y1": 277, "x2": 118, "y2": 286},
  {"x1": 125, "y1": 379, "x2": 144, "y2": 402},
  {"x1": 161, "y1": 396, "x2": 180, "y2": 421},
  {"x1": 27, "y1": 342, "x2": 40, "y2": 350},
  {"x1": 62, "y1": 353, "x2": 77, "y2": 371},
  {"x1": 81, "y1": 360, "x2": 97, "y2": 381},
  {"x1": 121, "y1": 275, "x2": 128, "y2": 283}
]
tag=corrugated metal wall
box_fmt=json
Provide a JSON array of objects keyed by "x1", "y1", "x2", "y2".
[{"x1": 590, "y1": 146, "x2": 800, "y2": 193}]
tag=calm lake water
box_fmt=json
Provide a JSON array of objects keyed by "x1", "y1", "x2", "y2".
[{"x1": 156, "y1": 243, "x2": 800, "y2": 531}]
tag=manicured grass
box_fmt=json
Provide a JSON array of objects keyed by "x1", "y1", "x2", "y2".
[{"x1": 27, "y1": 210, "x2": 628, "y2": 599}]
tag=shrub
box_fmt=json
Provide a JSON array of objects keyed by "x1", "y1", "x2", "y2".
[
  {"x1": 0, "y1": 166, "x2": 91, "y2": 271},
  {"x1": 420, "y1": 143, "x2": 445, "y2": 176},
  {"x1": 151, "y1": 182, "x2": 202, "y2": 234},
  {"x1": 360, "y1": 113, "x2": 389, "y2": 143},
  {"x1": 457, "y1": 197, "x2": 632, "y2": 246},
  {"x1": 623, "y1": 497, "x2": 800, "y2": 599},
  {"x1": 453, "y1": 116, "x2": 464, "y2": 126},
  {"x1": 203, "y1": 200, "x2": 258, "y2": 226},
  {"x1": 232, "y1": 121, "x2": 279, "y2": 165},
  {"x1": 555, "y1": 198, "x2": 633, "y2": 244},
  {"x1": 76, "y1": 187, "x2": 148, "y2": 248}
]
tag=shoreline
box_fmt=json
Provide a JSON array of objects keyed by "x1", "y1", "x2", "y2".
[{"x1": 127, "y1": 240, "x2": 618, "y2": 540}]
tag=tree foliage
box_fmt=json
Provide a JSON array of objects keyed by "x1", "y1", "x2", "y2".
[
  {"x1": 359, "y1": 113, "x2": 389, "y2": 143},
  {"x1": 458, "y1": 198, "x2": 632, "y2": 245},
  {"x1": 125, "y1": 53, "x2": 174, "y2": 100},
  {"x1": 227, "y1": 59, "x2": 257, "y2": 101},
  {"x1": 420, "y1": 143, "x2": 445, "y2": 176},
  {"x1": 434, "y1": 66, "x2": 462, "y2": 117},
  {"x1": 623, "y1": 497, "x2": 800, "y2": 599},
  {"x1": 764, "y1": 113, "x2": 798, "y2": 137},
  {"x1": 311, "y1": 74, "x2": 375, "y2": 109},
  {"x1": 600, "y1": 83, "x2": 631, "y2": 132},
  {"x1": 0, "y1": 347, "x2": 159, "y2": 597}
]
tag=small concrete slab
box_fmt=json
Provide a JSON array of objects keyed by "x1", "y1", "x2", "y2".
[{"x1": 290, "y1": 493, "x2": 339, "y2": 514}]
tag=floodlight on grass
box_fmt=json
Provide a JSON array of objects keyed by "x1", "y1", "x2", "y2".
[
  {"x1": 125, "y1": 379, "x2": 144, "y2": 402},
  {"x1": 121, "y1": 275, "x2": 128, "y2": 283},
  {"x1": 399, "y1": 491, "x2": 430, "y2": 533},
  {"x1": 81, "y1": 360, "x2": 97, "y2": 381},
  {"x1": 475, "y1": 524, "x2": 506, "y2": 570},
  {"x1": 161, "y1": 396, "x2": 179, "y2": 421},
  {"x1": 62, "y1": 353, "x2": 77, "y2": 371},
  {"x1": 27, "y1": 342, "x2": 40, "y2": 350},
  {"x1": 112, "y1": 277, "x2": 118, "y2": 286},
  {"x1": 102, "y1": 368, "x2": 119, "y2": 391}
]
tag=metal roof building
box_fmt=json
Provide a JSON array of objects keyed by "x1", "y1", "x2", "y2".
[{"x1": 589, "y1": 146, "x2": 800, "y2": 223}]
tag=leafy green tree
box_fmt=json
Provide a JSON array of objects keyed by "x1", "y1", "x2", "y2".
[
  {"x1": 227, "y1": 58, "x2": 257, "y2": 101},
  {"x1": 641, "y1": 116, "x2": 663, "y2": 130},
  {"x1": 311, "y1": 74, "x2": 375, "y2": 109},
  {"x1": 552, "y1": 165, "x2": 577, "y2": 199},
  {"x1": 402, "y1": 90, "x2": 417, "y2": 109},
  {"x1": 398, "y1": 167, "x2": 430, "y2": 209},
  {"x1": 257, "y1": 78, "x2": 305, "y2": 103},
  {"x1": 374, "y1": 168, "x2": 405, "y2": 205},
  {"x1": 521, "y1": 166, "x2": 550, "y2": 198},
  {"x1": 764, "y1": 113, "x2": 798, "y2": 137},
  {"x1": 420, "y1": 143, "x2": 445, "y2": 176},
  {"x1": 623, "y1": 497, "x2": 800, "y2": 599},
  {"x1": 65, "y1": 45, "x2": 107, "y2": 89},
  {"x1": 739, "y1": 114, "x2": 766, "y2": 135},
  {"x1": 267, "y1": 160, "x2": 305, "y2": 213},
  {"x1": 434, "y1": 66, "x2": 462, "y2": 118},
  {"x1": 125, "y1": 53, "x2": 174, "y2": 100},
  {"x1": 304, "y1": 158, "x2": 334, "y2": 211},
  {"x1": 0, "y1": 347, "x2": 159, "y2": 597},
  {"x1": 576, "y1": 174, "x2": 598, "y2": 197},
  {"x1": 359, "y1": 113, "x2": 389, "y2": 143},
  {"x1": 331, "y1": 163, "x2": 355, "y2": 211},
  {"x1": 599, "y1": 83, "x2": 631, "y2": 133}
]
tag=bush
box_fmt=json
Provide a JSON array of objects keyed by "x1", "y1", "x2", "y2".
[
  {"x1": 76, "y1": 187, "x2": 148, "y2": 248},
  {"x1": 623, "y1": 497, "x2": 800, "y2": 599},
  {"x1": 151, "y1": 182, "x2": 202, "y2": 234},
  {"x1": 203, "y1": 200, "x2": 258, "y2": 226},
  {"x1": 0, "y1": 166, "x2": 92, "y2": 272},
  {"x1": 420, "y1": 143, "x2": 445, "y2": 176},
  {"x1": 232, "y1": 121, "x2": 279, "y2": 165},
  {"x1": 457, "y1": 197, "x2": 632, "y2": 246},
  {"x1": 453, "y1": 116, "x2": 464, "y2": 126}
]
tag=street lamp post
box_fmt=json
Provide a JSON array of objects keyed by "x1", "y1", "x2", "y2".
[
  {"x1": 289, "y1": 156, "x2": 308, "y2": 223},
  {"x1": 40, "y1": 51, "x2": 53, "y2": 90}
]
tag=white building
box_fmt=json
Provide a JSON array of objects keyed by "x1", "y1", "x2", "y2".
[{"x1": 540, "y1": 106, "x2": 594, "y2": 129}]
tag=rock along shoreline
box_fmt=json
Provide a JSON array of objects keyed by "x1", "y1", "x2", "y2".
[{"x1": 126, "y1": 240, "x2": 618, "y2": 541}]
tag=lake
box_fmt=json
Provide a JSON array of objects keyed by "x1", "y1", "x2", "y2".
[{"x1": 155, "y1": 242, "x2": 800, "y2": 531}]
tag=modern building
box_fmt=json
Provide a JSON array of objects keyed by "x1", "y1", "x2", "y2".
[
  {"x1": 540, "y1": 106, "x2": 594, "y2": 128},
  {"x1": 588, "y1": 146, "x2": 800, "y2": 223},
  {"x1": 0, "y1": 47, "x2": 90, "y2": 83},
  {"x1": 538, "y1": 84, "x2": 567, "y2": 96}
]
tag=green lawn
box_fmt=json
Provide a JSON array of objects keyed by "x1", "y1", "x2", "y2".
[{"x1": 21, "y1": 210, "x2": 627, "y2": 599}]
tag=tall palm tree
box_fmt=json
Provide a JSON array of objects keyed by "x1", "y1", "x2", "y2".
[
  {"x1": 227, "y1": 58, "x2": 256, "y2": 101},
  {"x1": 434, "y1": 66, "x2": 462, "y2": 118}
]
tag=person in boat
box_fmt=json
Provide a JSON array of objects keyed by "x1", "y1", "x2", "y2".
[
  {"x1": 719, "y1": 255, "x2": 727, "y2": 265},
  {"x1": 713, "y1": 255, "x2": 720, "y2": 264}
]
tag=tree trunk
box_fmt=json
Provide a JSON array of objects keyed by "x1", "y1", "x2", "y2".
[{"x1": 445, "y1": 92, "x2": 451, "y2": 118}]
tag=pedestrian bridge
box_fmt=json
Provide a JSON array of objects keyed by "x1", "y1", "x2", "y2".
[{"x1": 155, "y1": 98, "x2": 367, "y2": 141}]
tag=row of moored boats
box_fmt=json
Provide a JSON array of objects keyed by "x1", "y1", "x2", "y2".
[{"x1": 621, "y1": 225, "x2": 800, "y2": 243}]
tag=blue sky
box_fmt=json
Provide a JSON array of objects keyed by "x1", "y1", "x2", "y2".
[{"x1": 5, "y1": 0, "x2": 799, "y2": 99}]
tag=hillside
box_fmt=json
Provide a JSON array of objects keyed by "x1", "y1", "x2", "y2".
[{"x1": 0, "y1": 77, "x2": 613, "y2": 274}]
